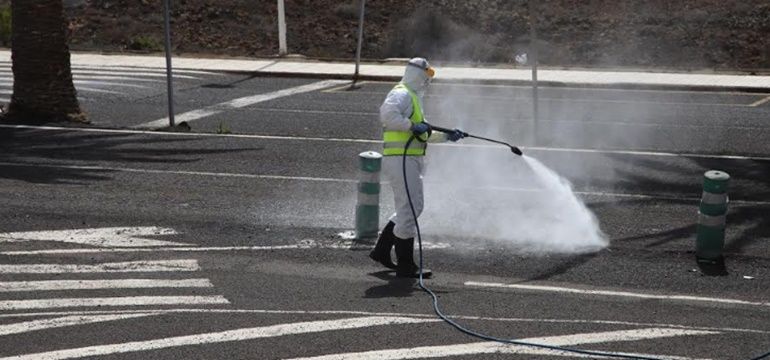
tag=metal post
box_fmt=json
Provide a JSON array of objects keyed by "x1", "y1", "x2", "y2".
[
  {"x1": 351, "y1": 0, "x2": 366, "y2": 87},
  {"x1": 528, "y1": 0, "x2": 539, "y2": 144},
  {"x1": 696, "y1": 170, "x2": 730, "y2": 264},
  {"x1": 162, "y1": 0, "x2": 175, "y2": 127},
  {"x1": 355, "y1": 151, "x2": 382, "y2": 239},
  {"x1": 277, "y1": 0, "x2": 287, "y2": 56}
]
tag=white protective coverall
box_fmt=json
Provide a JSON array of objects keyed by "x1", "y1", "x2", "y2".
[{"x1": 380, "y1": 58, "x2": 448, "y2": 240}]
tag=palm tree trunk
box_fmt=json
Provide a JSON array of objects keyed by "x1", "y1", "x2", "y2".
[{"x1": 5, "y1": 0, "x2": 86, "y2": 123}]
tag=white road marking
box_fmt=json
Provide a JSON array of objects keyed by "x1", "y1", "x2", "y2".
[
  {"x1": 0, "y1": 80, "x2": 146, "y2": 89},
  {"x1": 71, "y1": 66, "x2": 218, "y2": 75},
  {"x1": 1, "y1": 244, "x2": 312, "y2": 256},
  {"x1": 375, "y1": 79, "x2": 770, "y2": 96},
  {"x1": 0, "y1": 63, "x2": 217, "y2": 75},
  {"x1": 0, "y1": 295, "x2": 229, "y2": 311},
  {"x1": 336, "y1": 88, "x2": 755, "y2": 108},
  {"x1": 750, "y1": 95, "x2": 770, "y2": 107},
  {"x1": 0, "y1": 239, "x2": 451, "y2": 256},
  {"x1": 73, "y1": 87, "x2": 123, "y2": 94},
  {"x1": 0, "y1": 88, "x2": 119, "y2": 96},
  {"x1": 0, "y1": 75, "x2": 161, "y2": 83},
  {"x1": 245, "y1": 106, "x2": 769, "y2": 131},
  {"x1": 1, "y1": 161, "x2": 768, "y2": 207},
  {"x1": 1, "y1": 308, "x2": 766, "y2": 335},
  {"x1": 465, "y1": 281, "x2": 770, "y2": 308},
  {"x1": 0, "y1": 279, "x2": 213, "y2": 292},
  {"x1": 0, "y1": 226, "x2": 190, "y2": 248},
  {"x1": 251, "y1": 106, "x2": 377, "y2": 116},
  {"x1": 0, "y1": 161, "x2": 356, "y2": 184},
  {"x1": 0, "y1": 316, "x2": 435, "y2": 360},
  {"x1": 137, "y1": 79, "x2": 348, "y2": 128},
  {"x1": 287, "y1": 327, "x2": 717, "y2": 360},
  {"x1": 1, "y1": 123, "x2": 767, "y2": 161},
  {"x1": 72, "y1": 80, "x2": 148, "y2": 88},
  {"x1": 0, "y1": 69, "x2": 199, "y2": 80},
  {"x1": 0, "y1": 260, "x2": 200, "y2": 274},
  {"x1": 0, "y1": 314, "x2": 156, "y2": 336}
]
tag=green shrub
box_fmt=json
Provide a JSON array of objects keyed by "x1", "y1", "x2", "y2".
[
  {"x1": 0, "y1": 5, "x2": 11, "y2": 47},
  {"x1": 128, "y1": 35, "x2": 162, "y2": 52}
]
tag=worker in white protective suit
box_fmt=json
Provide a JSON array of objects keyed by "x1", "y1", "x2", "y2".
[{"x1": 368, "y1": 57, "x2": 465, "y2": 278}]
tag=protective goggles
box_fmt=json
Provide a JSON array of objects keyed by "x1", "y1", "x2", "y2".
[{"x1": 408, "y1": 61, "x2": 436, "y2": 78}]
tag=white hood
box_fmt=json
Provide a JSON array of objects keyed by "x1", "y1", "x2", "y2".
[{"x1": 401, "y1": 57, "x2": 432, "y2": 95}]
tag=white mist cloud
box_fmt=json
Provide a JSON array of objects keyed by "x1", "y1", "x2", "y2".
[{"x1": 416, "y1": 84, "x2": 607, "y2": 255}]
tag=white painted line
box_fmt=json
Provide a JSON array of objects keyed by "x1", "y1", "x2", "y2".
[
  {"x1": 374, "y1": 79, "x2": 770, "y2": 96},
  {"x1": 0, "y1": 161, "x2": 356, "y2": 184},
  {"x1": 137, "y1": 79, "x2": 348, "y2": 128},
  {"x1": 72, "y1": 80, "x2": 148, "y2": 88},
  {"x1": 750, "y1": 95, "x2": 770, "y2": 107},
  {"x1": 0, "y1": 316, "x2": 435, "y2": 360},
  {"x1": 74, "y1": 87, "x2": 123, "y2": 95},
  {"x1": 0, "y1": 260, "x2": 200, "y2": 274},
  {"x1": 0, "y1": 226, "x2": 190, "y2": 248},
  {"x1": 236, "y1": 107, "x2": 768, "y2": 131},
  {"x1": 0, "y1": 69, "x2": 199, "y2": 80},
  {"x1": 332, "y1": 88, "x2": 755, "y2": 108},
  {"x1": 0, "y1": 279, "x2": 213, "y2": 292},
  {"x1": 251, "y1": 107, "x2": 377, "y2": 116},
  {"x1": 0, "y1": 295, "x2": 229, "y2": 311},
  {"x1": 1, "y1": 308, "x2": 766, "y2": 335},
  {"x1": 0, "y1": 75, "x2": 161, "y2": 83},
  {"x1": 0, "y1": 314, "x2": 156, "y2": 336},
  {"x1": 465, "y1": 281, "x2": 770, "y2": 308},
  {"x1": 0, "y1": 240, "x2": 451, "y2": 256},
  {"x1": 287, "y1": 327, "x2": 717, "y2": 360},
  {"x1": 1, "y1": 161, "x2": 768, "y2": 208},
  {"x1": 0, "y1": 64, "x2": 218, "y2": 75},
  {"x1": 1, "y1": 123, "x2": 767, "y2": 161},
  {"x1": 1, "y1": 245, "x2": 312, "y2": 256}
]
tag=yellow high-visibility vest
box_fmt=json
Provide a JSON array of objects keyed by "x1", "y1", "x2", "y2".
[{"x1": 382, "y1": 83, "x2": 429, "y2": 156}]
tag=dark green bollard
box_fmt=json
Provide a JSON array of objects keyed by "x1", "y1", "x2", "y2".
[
  {"x1": 355, "y1": 151, "x2": 382, "y2": 239},
  {"x1": 696, "y1": 170, "x2": 730, "y2": 263}
]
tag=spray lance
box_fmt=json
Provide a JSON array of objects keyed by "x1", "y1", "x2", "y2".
[{"x1": 429, "y1": 125, "x2": 523, "y2": 156}]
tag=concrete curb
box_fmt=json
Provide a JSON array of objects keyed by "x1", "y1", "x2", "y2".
[{"x1": 3, "y1": 50, "x2": 768, "y2": 93}]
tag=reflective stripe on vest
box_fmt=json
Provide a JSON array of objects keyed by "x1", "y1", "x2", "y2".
[{"x1": 382, "y1": 83, "x2": 428, "y2": 156}]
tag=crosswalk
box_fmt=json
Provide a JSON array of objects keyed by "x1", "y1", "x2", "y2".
[
  {"x1": 0, "y1": 258, "x2": 230, "y2": 311},
  {"x1": 0, "y1": 226, "x2": 739, "y2": 359},
  {"x1": 0, "y1": 62, "x2": 216, "y2": 103}
]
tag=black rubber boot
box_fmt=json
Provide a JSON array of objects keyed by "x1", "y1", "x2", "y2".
[
  {"x1": 395, "y1": 237, "x2": 432, "y2": 278},
  {"x1": 369, "y1": 221, "x2": 397, "y2": 269}
]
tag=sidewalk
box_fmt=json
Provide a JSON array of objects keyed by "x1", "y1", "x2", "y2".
[{"x1": 3, "y1": 50, "x2": 769, "y2": 92}]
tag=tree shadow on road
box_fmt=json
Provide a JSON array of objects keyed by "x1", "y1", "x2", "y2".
[{"x1": 0, "y1": 127, "x2": 263, "y2": 184}]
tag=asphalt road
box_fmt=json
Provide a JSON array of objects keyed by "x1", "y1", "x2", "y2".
[{"x1": 0, "y1": 63, "x2": 768, "y2": 359}]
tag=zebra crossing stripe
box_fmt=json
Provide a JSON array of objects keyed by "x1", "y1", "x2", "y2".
[
  {"x1": 0, "y1": 278, "x2": 213, "y2": 292},
  {"x1": 0, "y1": 295, "x2": 230, "y2": 310},
  {"x1": 0, "y1": 316, "x2": 435, "y2": 360},
  {"x1": 0, "y1": 260, "x2": 200, "y2": 274},
  {"x1": 0, "y1": 314, "x2": 157, "y2": 336},
  {"x1": 285, "y1": 328, "x2": 717, "y2": 360}
]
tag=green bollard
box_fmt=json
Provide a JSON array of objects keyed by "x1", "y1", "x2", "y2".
[
  {"x1": 696, "y1": 170, "x2": 730, "y2": 263},
  {"x1": 355, "y1": 151, "x2": 382, "y2": 239}
]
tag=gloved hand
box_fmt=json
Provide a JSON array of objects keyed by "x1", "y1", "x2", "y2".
[
  {"x1": 447, "y1": 128, "x2": 465, "y2": 142},
  {"x1": 410, "y1": 122, "x2": 431, "y2": 136}
]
